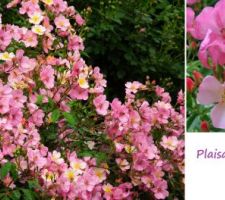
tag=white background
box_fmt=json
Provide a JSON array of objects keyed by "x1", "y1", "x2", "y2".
[{"x1": 186, "y1": 133, "x2": 225, "y2": 200}]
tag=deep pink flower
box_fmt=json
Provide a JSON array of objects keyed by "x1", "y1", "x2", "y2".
[
  {"x1": 75, "y1": 14, "x2": 85, "y2": 26},
  {"x1": 68, "y1": 35, "x2": 84, "y2": 52},
  {"x1": 192, "y1": 1, "x2": 225, "y2": 67}
]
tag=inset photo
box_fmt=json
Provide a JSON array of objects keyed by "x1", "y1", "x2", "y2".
[
  {"x1": 187, "y1": 0, "x2": 225, "y2": 132},
  {"x1": 0, "y1": 0, "x2": 184, "y2": 200}
]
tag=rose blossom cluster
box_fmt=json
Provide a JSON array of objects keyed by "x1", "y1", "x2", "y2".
[
  {"x1": 0, "y1": 0, "x2": 184, "y2": 199},
  {"x1": 105, "y1": 83, "x2": 184, "y2": 199},
  {"x1": 187, "y1": 0, "x2": 225, "y2": 129}
]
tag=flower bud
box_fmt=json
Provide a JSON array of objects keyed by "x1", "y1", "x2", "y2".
[
  {"x1": 186, "y1": 77, "x2": 195, "y2": 93},
  {"x1": 192, "y1": 70, "x2": 202, "y2": 85},
  {"x1": 200, "y1": 120, "x2": 209, "y2": 132}
]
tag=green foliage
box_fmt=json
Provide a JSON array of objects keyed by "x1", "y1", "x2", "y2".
[
  {"x1": 0, "y1": 162, "x2": 18, "y2": 181},
  {"x1": 71, "y1": 0, "x2": 184, "y2": 99},
  {"x1": 0, "y1": 177, "x2": 46, "y2": 200}
]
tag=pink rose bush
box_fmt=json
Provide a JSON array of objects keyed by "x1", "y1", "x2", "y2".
[
  {"x1": 0, "y1": 0, "x2": 184, "y2": 199},
  {"x1": 187, "y1": 0, "x2": 225, "y2": 131}
]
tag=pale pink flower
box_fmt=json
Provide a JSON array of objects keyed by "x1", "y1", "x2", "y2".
[
  {"x1": 22, "y1": 30, "x2": 38, "y2": 47},
  {"x1": 197, "y1": 75, "x2": 225, "y2": 129},
  {"x1": 116, "y1": 158, "x2": 130, "y2": 171},
  {"x1": 0, "y1": 98, "x2": 10, "y2": 114},
  {"x1": 19, "y1": 0, "x2": 40, "y2": 15},
  {"x1": 27, "y1": 149, "x2": 47, "y2": 170},
  {"x1": 160, "y1": 136, "x2": 178, "y2": 151},
  {"x1": 40, "y1": 65, "x2": 55, "y2": 89},
  {"x1": 7, "y1": 0, "x2": 21, "y2": 8},
  {"x1": 50, "y1": 151, "x2": 64, "y2": 164},
  {"x1": 93, "y1": 95, "x2": 109, "y2": 116},
  {"x1": 30, "y1": 109, "x2": 45, "y2": 127},
  {"x1": 28, "y1": 12, "x2": 44, "y2": 25},
  {"x1": 153, "y1": 180, "x2": 169, "y2": 200},
  {"x1": 0, "y1": 30, "x2": 12, "y2": 51},
  {"x1": 52, "y1": 0, "x2": 68, "y2": 14},
  {"x1": 54, "y1": 15, "x2": 70, "y2": 31},
  {"x1": 19, "y1": 56, "x2": 37, "y2": 73},
  {"x1": 69, "y1": 85, "x2": 88, "y2": 100},
  {"x1": 125, "y1": 81, "x2": 142, "y2": 94},
  {"x1": 186, "y1": 7, "x2": 196, "y2": 37},
  {"x1": 129, "y1": 110, "x2": 141, "y2": 129},
  {"x1": 70, "y1": 159, "x2": 87, "y2": 175}
]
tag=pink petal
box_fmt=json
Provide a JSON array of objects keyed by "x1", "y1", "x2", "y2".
[
  {"x1": 197, "y1": 76, "x2": 223, "y2": 105},
  {"x1": 186, "y1": 7, "x2": 196, "y2": 37},
  {"x1": 211, "y1": 103, "x2": 225, "y2": 129},
  {"x1": 194, "y1": 7, "x2": 218, "y2": 40}
]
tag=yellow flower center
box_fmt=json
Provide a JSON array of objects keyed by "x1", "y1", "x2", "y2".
[
  {"x1": 0, "y1": 52, "x2": 15, "y2": 61},
  {"x1": 42, "y1": 0, "x2": 53, "y2": 5},
  {"x1": 103, "y1": 185, "x2": 112, "y2": 193},
  {"x1": 72, "y1": 162, "x2": 82, "y2": 170},
  {"x1": 78, "y1": 77, "x2": 89, "y2": 89},
  {"x1": 66, "y1": 170, "x2": 75, "y2": 182}
]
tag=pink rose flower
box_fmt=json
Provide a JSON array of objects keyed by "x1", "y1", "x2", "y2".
[
  {"x1": 69, "y1": 85, "x2": 88, "y2": 100},
  {"x1": 54, "y1": 15, "x2": 70, "y2": 31},
  {"x1": 93, "y1": 95, "x2": 109, "y2": 116},
  {"x1": 197, "y1": 75, "x2": 225, "y2": 129},
  {"x1": 75, "y1": 14, "x2": 85, "y2": 26},
  {"x1": 19, "y1": 56, "x2": 37, "y2": 73},
  {"x1": 40, "y1": 65, "x2": 55, "y2": 89}
]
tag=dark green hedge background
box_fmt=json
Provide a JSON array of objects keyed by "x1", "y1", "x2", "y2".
[
  {"x1": 0, "y1": 0, "x2": 184, "y2": 100},
  {"x1": 72, "y1": 0, "x2": 184, "y2": 100}
]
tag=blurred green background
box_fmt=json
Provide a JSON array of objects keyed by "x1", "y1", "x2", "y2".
[
  {"x1": 0, "y1": 0, "x2": 184, "y2": 100},
  {"x1": 73, "y1": 0, "x2": 184, "y2": 100}
]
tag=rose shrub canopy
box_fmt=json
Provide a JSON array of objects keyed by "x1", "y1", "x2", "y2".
[{"x1": 0, "y1": 0, "x2": 184, "y2": 199}]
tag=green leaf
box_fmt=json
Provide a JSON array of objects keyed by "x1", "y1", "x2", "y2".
[
  {"x1": 63, "y1": 112, "x2": 77, "y2": 126},
  {"x1": 51, "y1": 109, "x2": 60, "y2": 123},
  {"x1": 10, "y1": 190, "x2": 21, "y2": 200},
  {"x1": 2, "y1": 196, "x2": 10, "y2": 200},
  {"x1": 0, "y1": 162, "x2": 12, "y2": 180},
  {"x1": 21, "y1": 189, "x2": 34, "y2": 200},
  {"x1": 36, "y1": 95, "x2": 43, "y2": 105},
  {"x1": 10, "y1": 163, "x2": 18, "y2": 180},
  {"x1": 28, "y1": 179, "x2": 40, "y2": 189}
]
